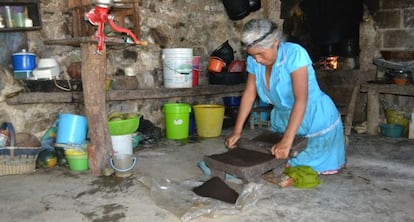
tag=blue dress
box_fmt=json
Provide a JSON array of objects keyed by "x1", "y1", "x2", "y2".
[{"x1": 246, "y1": 42, "x2": 345, "y2": 173}]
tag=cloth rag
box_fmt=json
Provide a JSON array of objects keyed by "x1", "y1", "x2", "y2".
[{"x1": 284, "y1": 166, "x2": 320, "y2": 188}]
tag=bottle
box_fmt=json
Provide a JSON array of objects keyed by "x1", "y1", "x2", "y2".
[
  {"x1": 4, "y1": 6, "x2": 14, "y2": 28},
  {"x1": 0, "y1": 15, "x2": 5, "y2": 28}
]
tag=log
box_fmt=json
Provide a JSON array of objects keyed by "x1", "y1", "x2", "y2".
[
  {"x1": 81, "y1": 43, "x2": 112, "y2": 175},
  {"x1": 6, "y1": 85, "x2": 245, "y2": 105}
]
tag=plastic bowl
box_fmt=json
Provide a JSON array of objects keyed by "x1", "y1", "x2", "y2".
[
  {"x1": 379, "y1": 124, "x2": 404, "y2": 138},
  {"x1": 37, "y1": 58, "x2": 59, "y2": 68},
  {"x1": 108, "y1": 116, "x2": 140, "y2": 136}
]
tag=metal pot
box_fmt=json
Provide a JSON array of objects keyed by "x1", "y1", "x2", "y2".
[{"x1": 12, "y1": 49, "x2": 36, "y2": 71}]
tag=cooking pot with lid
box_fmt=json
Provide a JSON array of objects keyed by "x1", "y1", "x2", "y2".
[{"x1": 12, "y1": 49, "x2": 36, "y2": 71}]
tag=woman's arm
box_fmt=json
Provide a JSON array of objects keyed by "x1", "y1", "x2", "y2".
[
  {"x1": 225, "y1": 74, "x2": 257, "y2": 148},
  {"x1": 272, "y1": 66, "x2": 308, "y2": 158}
]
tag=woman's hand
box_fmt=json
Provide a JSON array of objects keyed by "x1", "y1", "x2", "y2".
[
  {"x1": 271, "y1": 137, "x2": 293, "y2": 159},
  {"x1": 225, "y1": 132, "x2": 242, "y2": 149}
]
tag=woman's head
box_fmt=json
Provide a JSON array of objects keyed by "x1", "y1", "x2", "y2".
[
  {"x1": 241, "y1": 19, "x2": 283, "y2": 50},
  {"x1": 242, "y1": 19, "x2": 283, "y2": 65}
]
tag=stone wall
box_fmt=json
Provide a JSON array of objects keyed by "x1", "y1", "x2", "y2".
[
  {"x1": 375, "y1": 0, "x2": 414, "y2": 50},
  {"x1": 2, "y1": 0, "x2": 411, "y2": 137},
  {"x1": 1, "y1": 0, "x2": 271, "y2": 137}
]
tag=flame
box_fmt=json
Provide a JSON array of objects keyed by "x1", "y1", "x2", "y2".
[
  {"x1": 315, "y1": 56, "x2": 339, "y2": 70},
  {"x1": 327, "y1": 56, "x2": 339, "y2": 70}
]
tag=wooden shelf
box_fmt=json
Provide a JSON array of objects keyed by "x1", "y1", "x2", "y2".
[
  {"x1": 6, "y1": 84, "x2": 246, "y2": 105},
  {"x1": 360, "y1": 83, "x2": 414, "y2": 96},
  {"x1": 44, "y1": 37, "x2": 143, "y2": 49}
]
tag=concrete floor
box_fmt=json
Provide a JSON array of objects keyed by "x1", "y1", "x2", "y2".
[{"x1": 0, "y1": 128, "x2": 413, "y2": 222}]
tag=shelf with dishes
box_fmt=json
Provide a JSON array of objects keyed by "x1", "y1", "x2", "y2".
[{"x1": 0, "y1": 0, "x2": 41, "y2": 31}]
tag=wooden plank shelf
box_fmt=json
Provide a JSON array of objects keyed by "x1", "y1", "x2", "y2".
[
  {"x1": 44, "y1": 37, "x2": 136, "y2": 48},
  {"x1": 360, "y1": 83, "x2": 414, "y2": 96},
  {"x1": 6, "y1": 84, "x2": 245, "y2": 105}
]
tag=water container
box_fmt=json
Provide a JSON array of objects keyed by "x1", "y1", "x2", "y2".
[
  {"x1": 163, "y1": 103, "x2": 191, "y2": 139},
  {"x1": 56, "y1": 113, "x2": 88, "y2": 145},
  {"x1": 162, "y1": 48, "x2": 193, "y2": 88}
]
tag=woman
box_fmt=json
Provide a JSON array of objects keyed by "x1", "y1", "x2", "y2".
[{"x1": 225, "y1": 19, "x2": 345, "y2": 182}]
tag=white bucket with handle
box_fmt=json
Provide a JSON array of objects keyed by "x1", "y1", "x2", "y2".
[
  {"x1": 162, "y1": 48, "x2": 193, "y2": 88},
  {"x1": 111, "y1": 134, "x2": 133, "y2": 155}
]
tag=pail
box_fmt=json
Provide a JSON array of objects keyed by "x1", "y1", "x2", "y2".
[
  {"x1": 111, "y1": 134, "x2": 133, "y2": 155},
  {"x1": 193, "y1": 104, "x2": 225, "y2": 137},
  {"x1": 162, "y1": 48, "x2": 193, "y2": 88},
  {"x1": 65, "y1": 149, "x2": 88, "y2": 171},
  {"x1": 208, "y1": 56, "x2": 225, "y2": 73},
  {"x1": 110, "y1": 154, "x2": 137, "y2": 177},
  {"x1": 163, "y1": 103, "x2": 191, "y2": 139},
  {"x1": 385, "y1": 109, "x2": 409, "y2": 137},
  {"x1": 56, "y1": 113, "x2": 88, "y2": 145},
  {"x1": 12, "y1": 49, "x2": 36, "y2": 71}
]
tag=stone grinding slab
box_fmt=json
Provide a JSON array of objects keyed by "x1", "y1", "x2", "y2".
[{"x1": 203, "y1": 131, "x2": 307, "y2": 183}]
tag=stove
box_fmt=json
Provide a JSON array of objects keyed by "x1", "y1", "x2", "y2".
[{"x1": 373, "y1": 58, "x2": 414, "y2": 82}]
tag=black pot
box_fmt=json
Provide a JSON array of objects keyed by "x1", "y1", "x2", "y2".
[
  {"x1": 222, "y1": 0, "x2": 251, "y2": 20},
  {"x1": 249, "y1": 0, "x2": 261, "y2": 12},
  {"x1": 211, "y1": 40, "x2": 235, "y2": 66}
]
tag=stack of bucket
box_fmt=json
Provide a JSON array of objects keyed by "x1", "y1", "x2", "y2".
[
  {"x1": 108, "y1": 114, "x2": 140, "y2": 177},
  {"x1": 110, "y1": 133, "x2": 137, "y2": 177},
  {"x1": 163, "y1": 103, "x2": 225, "y2": 139},
  {"x1": 56, "y1": 113, "x2": 89, "y2": 171}
]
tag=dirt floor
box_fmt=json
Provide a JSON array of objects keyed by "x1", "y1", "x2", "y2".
[{"x1": 0, "y1": 128, "x2": 413, "y2": 222}]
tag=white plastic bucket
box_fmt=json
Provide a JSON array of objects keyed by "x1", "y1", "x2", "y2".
[
  {"x1": 162, "y1": 48, "x2": 193, "y2": 88},
  {"x1": 111, "y1": 134, "x2": 133, "y2": 155}
]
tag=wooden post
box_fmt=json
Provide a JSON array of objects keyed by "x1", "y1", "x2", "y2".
[
  {"x1": 366, "y1": 89, "x2": 379, "y2": 135},
  {"x1": 81, "y1": 42, "x2": 112, "y2": 175},
  {"x1": 344, "y1": 85, "x2": 360, "y2": 136}
]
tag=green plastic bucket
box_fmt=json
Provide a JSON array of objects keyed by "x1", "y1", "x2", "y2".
[
  {"x1": 65, "y1": 149, "x2": 88, "y2": 172},
  {"x1": 163, "y1": 103, "x2": 191, "y2": 139},
  {"x1": 193, "y1": 104, "x2": 225, "y2": 138}
]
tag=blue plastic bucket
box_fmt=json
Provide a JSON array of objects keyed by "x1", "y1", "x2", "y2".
[{"x1": 56, "y1": 113, "x2": 88, "y2": 145}]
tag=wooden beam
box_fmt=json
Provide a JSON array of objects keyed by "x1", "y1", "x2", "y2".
[
  {"x1": 360, "y1": 83, "x2": 414, "y2": 96},
  {"x1": 6, "y1": 85, "x2": 246, "y2": 104},
  {"x1": 81, "y1": 42, "x2": 112, "y2": 175}
]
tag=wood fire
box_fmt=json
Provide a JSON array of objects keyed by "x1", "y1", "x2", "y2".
[{"x1": 315, "y1": 56, "x2": 339, "y2": 70}]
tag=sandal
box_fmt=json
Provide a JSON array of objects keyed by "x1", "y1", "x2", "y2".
[{"x1": 262, "y1": 172, "x2": 294, "y2": 188}]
